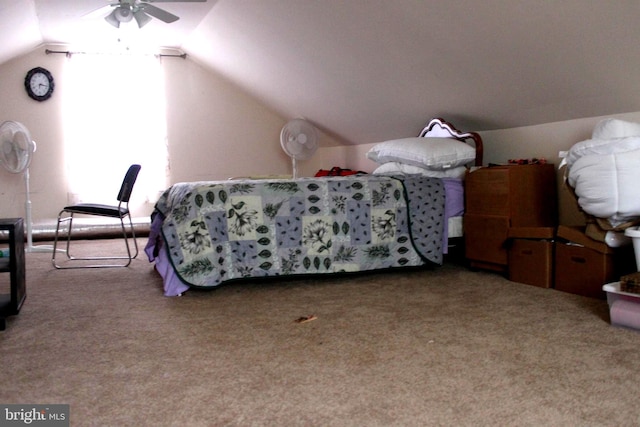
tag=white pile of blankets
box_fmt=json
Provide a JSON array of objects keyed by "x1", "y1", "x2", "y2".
[{"x1": 565, "y1": 118, "x2": 640, "y2": 229}]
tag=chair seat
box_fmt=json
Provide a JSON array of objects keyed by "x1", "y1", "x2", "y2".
[{"x1": 63, "y1": 203, "x2": 129, "y2": 218}]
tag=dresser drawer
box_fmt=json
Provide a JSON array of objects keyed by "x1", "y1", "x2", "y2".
[
  {"x1": 465, "y1": 168, "x2": 509, "y2": 216},
  {"x1": 463, "y1": 164, "x2": 557, "y2": 273},
  {"x1": 464, "y1": 214, "x2": 510, "y2": 268}
]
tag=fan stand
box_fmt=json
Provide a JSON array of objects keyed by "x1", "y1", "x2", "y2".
[
  {"x1": 292, "y1": 157, "x2": 299, "y2": 179},
  {"x1": 23, "y1": 169, "x2": 58, "y2": 253}
]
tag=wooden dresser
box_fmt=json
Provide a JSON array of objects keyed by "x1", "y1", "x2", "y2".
[{"x1": 464, "y1": 164, "x2": 557, "y2": 272}]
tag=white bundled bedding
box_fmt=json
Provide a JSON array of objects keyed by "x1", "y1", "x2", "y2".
[
  {"x1": 568, "y1": 147, "x2": 640, "y2": 226},
  {"x1": 565, "y1": 119, "x2": 640, "y2": 227}
]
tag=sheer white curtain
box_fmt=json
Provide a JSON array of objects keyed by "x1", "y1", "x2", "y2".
[{"x1": 62, "y1": 53, "x2": 169, "y2": 217}]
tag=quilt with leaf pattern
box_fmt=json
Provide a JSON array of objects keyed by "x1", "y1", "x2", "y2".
[{"x1": 150, "y1": 175, "x2": 444, "y2": 291}]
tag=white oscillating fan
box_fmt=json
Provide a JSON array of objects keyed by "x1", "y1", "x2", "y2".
[
  {"x1": 0, "y1": 121, "x2": 52, "y2": 253},
  {"x1": 280, "y1": 118, "x2": 318, "y2": 179}
]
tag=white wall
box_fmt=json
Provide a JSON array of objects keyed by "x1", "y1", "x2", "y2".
[
  {"x1": 3, "y1": 45, "x2": 640, "y2": 225},
  {"x1": 0, "y1": 46, "x2": 337, "y2": 221},
  {"x1": 0, "y1": 47, "x2": 67, "y2": 222},
  {"x1": 479, "y1": 112, "x2": 640, "y2": 166},
  {"x1": 314, "y1": 112, "x2": 640, "y2": 174},
  {"x1": 162, "y1": 57, "x2": 290, "y2": 183},
  {"x1": 316, "y1": 112, "x2": 640, "y2": 225}
]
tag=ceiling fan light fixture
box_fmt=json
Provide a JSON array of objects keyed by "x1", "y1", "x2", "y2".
[
  {"x1": 114, "y1": 5, "x2": 134, "y2": 23},
  {"x1": 105, "y1": 9, "x2": 121, "y2": 28},
  {"x1": 134, "y1": 10, "x2": 152, "y2": 28}
]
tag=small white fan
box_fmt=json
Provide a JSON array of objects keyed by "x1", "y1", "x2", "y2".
[
  {"x1": 0, "y1": 121, "x2": 52, "y2": 253},
  {"x1": 280, "y1": 118, "x2": 318, "y2": 178},
  {"x1": 1, "y1": 121, "x2": 34, "y2": 174}
]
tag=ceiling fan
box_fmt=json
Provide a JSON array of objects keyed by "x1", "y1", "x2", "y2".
[{"x1": 104, "y1": 0, "x2": 206, "y2": 28}]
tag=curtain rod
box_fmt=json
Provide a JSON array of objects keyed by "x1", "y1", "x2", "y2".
[
  {"x1": 45, "y1": 49, "x2": 73, "y2": 58},
  {"x1": 45, "y1": 49, "x2": 187, "y2": 59}
]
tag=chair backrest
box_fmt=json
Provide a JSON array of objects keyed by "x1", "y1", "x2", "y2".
[{"x1": 117, "y1": 164, "x2": 142, "y2": 203}]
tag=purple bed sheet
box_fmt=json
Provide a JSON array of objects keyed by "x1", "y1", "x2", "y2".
[
  {"x1": 442, "y1": 178, "x2": 465, "y2": 250},
  {"x1": 145, "y1": 214, "x2": 190, "y2": 296}
]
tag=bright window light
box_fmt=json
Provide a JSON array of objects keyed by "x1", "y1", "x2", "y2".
[{"x1": 62, "y1": 53, "x2": 169, "y2": 217}]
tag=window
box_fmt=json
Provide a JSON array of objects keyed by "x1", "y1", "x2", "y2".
[{"x1": 62, "y1": 52, "x2": 169, "y2": 217}]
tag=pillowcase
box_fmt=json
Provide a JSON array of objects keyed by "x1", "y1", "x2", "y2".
[
  {"x1": 372, "y1": 162, "x2": 467, "y2": 179},
  {"x1": 366, "y1": 137, "x2": 475, "y2": 170},
  {"x1": 592, "y1": 118, "x2": 640, "y2": 139}
]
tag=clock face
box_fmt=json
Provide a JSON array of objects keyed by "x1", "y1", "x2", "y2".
[{"x1": 25, "y1": 67, "x2": 55, "y2": 101}]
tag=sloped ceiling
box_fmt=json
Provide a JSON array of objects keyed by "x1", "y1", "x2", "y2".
[{"x1": 4, "y1": 0, "x2": 640, "y2": 145}]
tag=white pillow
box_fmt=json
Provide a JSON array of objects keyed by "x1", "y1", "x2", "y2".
[
  {"x1": 366, "y1": 137, "x2": 475, "y2": 170},
  {"x1": 372, "y1": 162, "x2": 467, "y2": 179},
  {"x1": 592, "y1": 118, "x2": 640, "y2": 139}
]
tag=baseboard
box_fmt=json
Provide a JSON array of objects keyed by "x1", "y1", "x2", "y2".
[{"x1": 28, "y1": 217, "x2": 151, "y2": 241}]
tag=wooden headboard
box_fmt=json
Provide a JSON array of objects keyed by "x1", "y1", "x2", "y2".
[{"x1": 419, "y1": 117, "x2": 484, "y2": 167}]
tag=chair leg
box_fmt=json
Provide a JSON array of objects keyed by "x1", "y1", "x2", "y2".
[
  {"x1": 119, "y1": 214, "x2": 139, "y2": 263},
  {"x1": 51, "y1": 211, "x2": 73, "y2": 268},
  {"x1": 52, "y1": 212, "x2": 138, "y2": 269}
]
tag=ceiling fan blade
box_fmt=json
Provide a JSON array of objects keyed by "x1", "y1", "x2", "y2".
[
  {"x1": 82, "y1": 3, "x2": 118, "y2": 20},
  {"x1": 139, "y1": 3, "x2": 179, "y2": 23},
  {"x1": 143, "y1": 0, "x2": 207, "y2": 2}
]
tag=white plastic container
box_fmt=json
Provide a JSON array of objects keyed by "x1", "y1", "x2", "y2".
[{"x1": 603, "y1": 282, "x2": 640, "y2": 330}]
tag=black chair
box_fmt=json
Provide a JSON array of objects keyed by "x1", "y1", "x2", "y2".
[{"x1": 52, "y1": 164, "x2": 141, "y2": 268}]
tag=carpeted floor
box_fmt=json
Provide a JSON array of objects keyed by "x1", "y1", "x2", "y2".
[{"x1": 1, "y1": 238, "x2": 640, "y2": 426}]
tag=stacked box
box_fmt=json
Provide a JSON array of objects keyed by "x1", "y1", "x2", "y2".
[
  {"x1": 508, "y1": 227, "x2": 555, "y2": 288},
  {"x1": 554, "y1": 226, "x2": 635, "y2": 299}
]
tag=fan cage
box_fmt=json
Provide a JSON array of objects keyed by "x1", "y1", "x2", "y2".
[
  {"x1": 280, "y1": 119, "x2": 318, "y2": 160},
  {"x1": 279, "y1": 119, "x2": 319, "y2": 179},
  {"x1": 0, "y1": 121, "x2": 35, "y2": 174}
]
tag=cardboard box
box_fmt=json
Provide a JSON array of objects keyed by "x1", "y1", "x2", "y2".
[
  {"x1": 554, "y1": 227, "x2": 636, "y2": 299},
  {"x1": 557, "y1": 165, "x2": 587, "y2": 227},
  {"x1": 508, "y1": 238, "x2": 554, "y2": 288},
  {"x1": 508, "y1": 227, "x2": 555, "y2": 240},
  {"x1": 557, "y1": 225, "x2": 614, "y2": 253}
]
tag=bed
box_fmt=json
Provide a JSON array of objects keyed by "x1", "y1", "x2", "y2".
[{"x1": 145, "y1": 118, "x2": 483, "y2": 296}]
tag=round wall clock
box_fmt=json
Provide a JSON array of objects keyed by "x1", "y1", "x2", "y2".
[{"x1": 24, "y1": 67, "x2": 55, "y2": 102}]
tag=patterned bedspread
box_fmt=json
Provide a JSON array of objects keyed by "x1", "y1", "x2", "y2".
[{"x1": 151, "y1": 175, "x2": 444, "y2": 290}]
